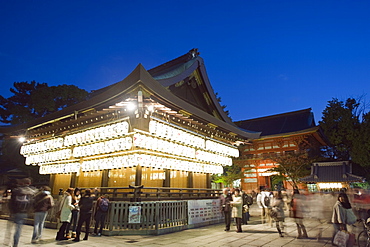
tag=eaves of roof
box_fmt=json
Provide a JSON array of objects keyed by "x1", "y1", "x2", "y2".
[
  {"x1": 300, "y1": 173, "x2": 364, "y2": 183},
  {"x1": 152, "y1": 56, "x2": 235, "y2": 126},
  {"x1": 1, "y1": 63, "x2": 260, "y2": 140},
  {"x1": 234, "y1": 108, "x2": 315, "y2": 136},
  {"x1": 247, "y1": 126, "x2": 321, "y2": 140}
]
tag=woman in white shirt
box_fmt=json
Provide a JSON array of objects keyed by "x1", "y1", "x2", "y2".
[{"x1": 230, "y1": 188, "x2": 243, "y2": 233}]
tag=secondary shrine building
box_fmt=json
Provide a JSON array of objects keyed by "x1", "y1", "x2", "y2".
[
  {"x1": 234, "y1": 109, "x2": 328, "y2": 191},
  {"x1": 5, "y1": 49, "x2": 260, "y2": 194}
]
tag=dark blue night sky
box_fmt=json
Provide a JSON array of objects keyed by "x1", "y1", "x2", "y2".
[{"x1": 1, "y1": 0, "x2": 370, "y2": 123}]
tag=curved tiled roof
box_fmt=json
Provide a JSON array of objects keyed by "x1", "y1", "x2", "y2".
[
  {"x1": 0, "y1": 49, "x2": 260, "y2": 140},
  {"x1": 235, "y1": 108, "x2": 315, "y2": 137}
]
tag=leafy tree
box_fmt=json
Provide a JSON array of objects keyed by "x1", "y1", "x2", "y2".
[
  {"x1": 0, "y1": 81, "x2": 88, "y2": 184},
  {"x1": 267, "y1": 152, "x2": 314, "y2": 191},
  {"x1": 319, "y1": 97, "x2": 370, "y2": 183},
  {"x1": 0, "y1": 81, "x2": 88, "y2": 125},
  {"x1": 351, "y1": 111, "x2": 370, "y2": 167},
  {"x1": 0, "y1": 81, "x2": 48, "y2": 124},
  {"x1": 212, "y1": 163, "x2": 244, "y2": 187},
  {"x1": 319, "y1": 98, "x2": 362, "y2": 161}
]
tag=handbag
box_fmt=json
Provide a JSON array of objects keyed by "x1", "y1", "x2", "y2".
[
  {"x1": 345, "y1": 208, "x2": 357, "y2": 225},
  {"x1": 56, "y1": 195, "x2": 67, "y2": 219},
  {"x1": 347, "y1": 232, "x2": 355, "y2": 247},
  {"x1": 333, "y1": 230, "x2": 349, "y2": 247}
]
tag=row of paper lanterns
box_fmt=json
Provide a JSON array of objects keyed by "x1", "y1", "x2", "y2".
[
  {"x1": 39, "y1": 154, "x2": 224, "y2": 174},
  {"x1": 21, "y1": 121, "x2": 130, "y2": 156}
]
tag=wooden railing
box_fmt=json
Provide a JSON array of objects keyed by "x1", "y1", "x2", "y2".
[
  {"x1": 0, "y1": 199, "x2": 206, "y2": 235},
  {"x1": 84, "y1": 186, "x2": 222, "y2": 201},
  {"x1": 107, "y1": 201, "x2": 188, "y2": 235}
]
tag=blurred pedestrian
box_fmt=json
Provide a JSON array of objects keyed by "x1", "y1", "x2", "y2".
[
  {"x1": 271, "y1": 191, "x2": 285, "y2": 237},
  {"x1": 290, "y1": 189, "x2": 308, "y2": 239},
  {"x1": 256, "y1": 188, "x2": 265, "y2": 224},
  {"x1": 0, "y1": 186, "x2": 5, "y2": 214},
  {"x1": 230, "y1": 188, "x2": 243, "y2": 233},
  {"x1": 94, "y1": 194, "x2": 110, "y2": 236},
  {"x1": 31, "y1": 186, "x2": 54, "y2": 243},
  {"x1": 9, "y1": 178, "x2": 35, "y2": 247},
  {"x1": 55, "y1": 188, "x2": 75, "y2": 241},
  {"x1": 73, "y1": 189, "x2": 94, "y2": 242},
  {"x1": 257, "y1": 188, "x2": 272, "y2": 225},
  {"x1": 220, "y1": 188, "x2": 232, "y2": 231}
]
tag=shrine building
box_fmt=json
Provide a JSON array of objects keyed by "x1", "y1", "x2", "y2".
[
  {"x1": 234, "y1": 108, "x2": 328, "y2": 191},
  {"x1": 2, "y1": 49, "x2": 260, "y2": 195}
]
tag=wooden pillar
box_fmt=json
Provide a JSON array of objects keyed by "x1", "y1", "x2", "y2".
[
  {"x1": 49, "y1": 174, "x2": 55, "y2": 194},
  {"x1": 98, "y1": 170, "x2": 109, "y2": 196},
  {"x1": 135, "y1": 165, "x2": 142, "y2": 186},
  {"x1": 70, "y1": 173, "x2": 77, "y2": 188},
  {"x1": 206, "y1": 173, "x2": 212, "y2": 189},
  {"x1": 163, "y1": 169, "x2": 171, "y2": 187},
  {"x1": 101, "y1": 170, "x2": 109, "y2": 187},
  {"x1": 188, "y1": 171, "x2": 194, "y2": 188}
]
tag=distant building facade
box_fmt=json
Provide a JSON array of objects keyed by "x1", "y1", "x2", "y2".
[
  {"x1": 300, "y1": 161, "x2": 364, "y2": 192},
  {"x1": 234, "y1": 109, "x2": 328, "y2": 191}
]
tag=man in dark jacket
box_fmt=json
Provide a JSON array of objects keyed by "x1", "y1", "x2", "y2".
[
  {"x1": 9, "y1": 178, "x2": 35, "y2": 247},
  {"x1": 94, "y1": 194, "x2": 109, "y2": 236},
  {"x1": 32, "y1": 186, "x2": 54, "y2": 243},
  {"x1": 73, "y1": 189, "x2": 94, "y2": 242},
  {"x1": 220, "y1": 188, "x2": 233, "y2": 231}
]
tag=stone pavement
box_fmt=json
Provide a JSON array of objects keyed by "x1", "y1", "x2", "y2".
[{"x1": 0, "y1": 206, "x2": 364, "y2": 247}]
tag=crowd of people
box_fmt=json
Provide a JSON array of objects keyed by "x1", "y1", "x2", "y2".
[
  {"x1": 2, "y1": 178, "x2": 370, "y2": 246},
  {"x1": 2, "y1": 177, "x2": 110, "y2": 247},
  {"x1": 220, "y1": 186, "x2": 369, "y2": 244}
]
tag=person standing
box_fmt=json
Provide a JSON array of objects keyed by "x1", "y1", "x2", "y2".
[
  {"x1": 271, "y1": 191, "x2": 285, "y2": 237},
  {"x1": 56, "y1": 188, "x2": 75, "y2": 241},
  {"x1": 31, "y1": 186, "x2": 54, "y2": 243},
  {"x1": 220, "y1": 188, "x2": 232, "y2": 231},
  {"x1": 230, "y1": 188, "x2": 243, "y2": 233},
  {"x1": 66, "y1": 188, "x2": 81, "y2": 238},
  {"x1": 290, "y1": 189, "x2": 308, "y2": 239},
  {"x1": 242, "y1": 190, "x2": 253, "y2": 224},
  {"x1": 331, "y1": 192, "x2": 357, "y2": 243},
  {"x1": 73, "y1": 189, "x2": 94, "y2": 242},
  {"x1": 9, "y1": 178, "x2": 35, "y2": 247},
  {"x1": 94, "y1": 194, "x2": 109, "y2": 236}
]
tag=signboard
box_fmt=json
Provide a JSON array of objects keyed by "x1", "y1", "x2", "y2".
[
  {"x1": 128, "y1": 206, "x2": 141, "y2": 223},
  {"x1": 188, "y1": 199, "x2": 222, "y2": 225}
]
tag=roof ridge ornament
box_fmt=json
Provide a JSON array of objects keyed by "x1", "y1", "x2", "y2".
[{"x1": 190, "y1": 48, "x2": 200, "y2": 58}]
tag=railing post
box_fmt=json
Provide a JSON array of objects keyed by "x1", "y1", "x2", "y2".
[
  {"x1": 129, "y1": 185, "x2": 143, "y2": 202},
  {"x1": 108, "y1": 201, "x2": 115, "y2": 231},
  {"x1": 155, "y1": 202, "x2": 159, "y2": 235}
]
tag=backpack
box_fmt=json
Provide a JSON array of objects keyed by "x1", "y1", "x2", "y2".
[
  {"x1": 264, "y1": 196, "x2": 271, "y2": 207},
  {"x1": 245, "y1": 195, "x2": 253, "y2": 206},
  {"x1": 99, "y1": 198, "x2": 109, "y2": 212},
  {"x1": 269, "y1": 207, "x2": 278, "y2": 219},
  {"x1": 13, "y1": 187, "x2": 34, "y2": 213}
]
